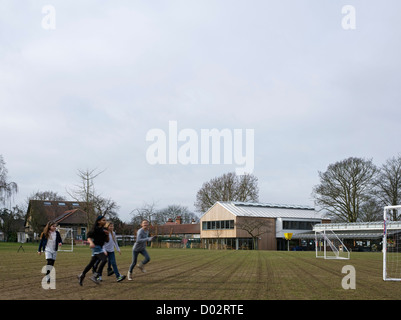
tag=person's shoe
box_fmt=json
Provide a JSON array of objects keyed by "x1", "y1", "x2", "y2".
[
  {"x1": 127, "y1": 271, "x2": 133, "y2": 280},
  {"x1": 107, "y1": 269, "x2": 114, "y2": 276},
  {"x1": 138, "y1": 262, "x2": 146, "y2": 273},
  {"x1": 90, "y1": 273, "x2": 100, "y2": 284},
  {"x1": 117, "y1": 275, "x2": 126, "y2": 282},
  {"x1": 77, "y1": 273, "x2": 85, "y2": 286}
]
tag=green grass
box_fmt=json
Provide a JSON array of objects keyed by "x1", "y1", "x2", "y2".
[{"x1": 1, "y1": 242, "x2": 400, "y2": 300}]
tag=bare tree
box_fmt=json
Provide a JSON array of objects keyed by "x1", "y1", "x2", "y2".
[
  {"x1": 23, "y1": 190, "x2": 65, "y2": 212},
  {"x1": 194, "y1": 172, "x2": 259, "y2": 213},
  {"x1": 28, "y1": 190, "x2": 66, "y2": 201},
  {"x1": 130, "y1": 202, "x2": 159, "y2": 227},
  {"x1": 93, "y1": 196, "x2": 120, "y2": 220},
  {"x1": 358, "y1": 198, "x2": 382, "y2": 222},
  {"x1": 235, "y1": 217, "x2": 272, "y2": 249},
  {"x1": 312, "y1": 157, "x2": 378, "y2": 222},
  {"x1": 0, "y1": 155, "x2": 18, "y2": 207},
  {"x1": 157, "y1": 204, "x2": 199, "y2": 224},
  {"x1": 374, "y1": 155, "x2": 401, "y2": 220},
  {"x1": 67, "y1": 168, "x2": 106, "y2": 228}
]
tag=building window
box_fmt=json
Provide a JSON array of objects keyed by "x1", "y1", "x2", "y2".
[
  {"x1": 202, "y1": 220, "x2": 235, "y2": 230},
  {"x1": 283, "y1": 220, "x2": 318, "y2": 230}
]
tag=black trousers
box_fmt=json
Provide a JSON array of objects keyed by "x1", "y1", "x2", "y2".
[{"x1": 82, "y1": 252, "x2": 107, "y2": 276}]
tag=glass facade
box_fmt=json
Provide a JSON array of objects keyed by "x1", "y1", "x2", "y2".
[
  {"x1": 202, "y1": 237, "x2": 255, "y2": 250},
  {"x1": 282, "y1": 220, "x2": 317, "y2": 230},
  {"x1": 202, "y1": 220, "x2": 234, "y2": 230}
]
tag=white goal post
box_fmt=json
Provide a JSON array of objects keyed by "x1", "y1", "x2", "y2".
[
  {"x1": 383, "y1": 205, "x2": 401, "y2": 281},
  {"x1": 57, "y1": 227, "x2": 74, "y2": 252},
  {"x1": 315, "y1": 229, "x2": 350, "y2": 260}
]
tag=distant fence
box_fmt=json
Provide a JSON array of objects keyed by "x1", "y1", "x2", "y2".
[{"x1": 151, "y1": 240, "x2": 202, "y2": 249}]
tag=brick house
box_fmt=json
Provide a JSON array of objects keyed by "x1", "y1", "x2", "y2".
[{"x1": 151, "y1": 216, "x2": 200, "y2": 239}]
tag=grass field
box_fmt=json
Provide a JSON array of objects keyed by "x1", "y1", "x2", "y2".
[{"x1": 1, "y1": 242, "x2": 401, "y2": 300}]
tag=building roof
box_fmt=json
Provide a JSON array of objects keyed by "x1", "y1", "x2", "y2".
[
  {"x1": 26, "y1": 200, "x2": 88, "y2": 227},
  {"x1": 202, "y1": 201, "x2": 326, "y2": 220},
  {"x1": 54, "y1": 209, "x2": 88, "y2": 225},
  {"x1": 292, "y1": 220, "x2": 400, "y2": 239}
]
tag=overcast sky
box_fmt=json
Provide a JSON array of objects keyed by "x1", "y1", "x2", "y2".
[{"x1": 1, "y1": 0, "x2": 400, "y2": 222}]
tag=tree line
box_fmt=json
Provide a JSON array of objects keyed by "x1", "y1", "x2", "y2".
[
  {"x1": 312, "y1": 155, "x2": 401, "y2": 222},
  {"x1": 1, "y1": 153, "x2": 401, "y2": 241}
]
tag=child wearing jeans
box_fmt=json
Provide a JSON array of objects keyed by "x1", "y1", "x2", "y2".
[
  {"x1": 95, "y1": 222, "x2": 126, "y2": 282},
  {"x1": 127, "y1": 220, "x2": 154, "y2": 280}
]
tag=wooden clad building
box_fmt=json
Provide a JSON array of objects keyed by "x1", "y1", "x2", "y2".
[{"x1": 200, "y1": 201, "x2": 329, "y2": 250}]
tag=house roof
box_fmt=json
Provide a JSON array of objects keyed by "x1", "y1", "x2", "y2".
[
  {"x1": 202, "y1": 201, "x2": 326, "y2": 220},
  {"x1": 54, "y1": 209, "x2": 88, "y2": 225},
  {"x1": 26, "y1": 200, "x2": 88, "y2": 226}
]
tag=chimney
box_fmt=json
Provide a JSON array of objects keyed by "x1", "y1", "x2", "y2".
[{"x1": 175, "y1": 216, "x2": 182, "y2": 225}]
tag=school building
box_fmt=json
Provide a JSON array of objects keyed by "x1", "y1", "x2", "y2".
[{"x1": 200, "y1": 201, "x2": 329, "y2": 250}]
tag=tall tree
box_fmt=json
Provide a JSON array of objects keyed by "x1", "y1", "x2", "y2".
[
  {"x1": 0, "y1": 155, "x2": 18, "y2": 207},
  {"x1": 157, "y1": 205, "x2": 199, "y2": 224},
  {"x1": 0, "y1": 205, "x2": 24, "y2": 241},
  {"x1": 93, "y1": 196, "x2": 120, "y2": 220},
  {"x1": 67, "y1": 168, "x2": 108, "y2": 228},
  {"x1": 312, "y1": 157, "x2": 378, "y2": 222},
  {"x1": 130, "y1": 202, "x2": 159, "y2": 227},
  {"x1": 194, "y1": 172, "x2": 259, "y2": 213},
  {"x1": 27, "y1": 190, "x2": 65, "y2": 202},
  {"x1": 374, "y1": 155, "x2": 401, "y2": 220}
]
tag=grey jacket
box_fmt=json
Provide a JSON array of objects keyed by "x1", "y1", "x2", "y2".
[{"x1": 133, "y1": 228, "x2": 152, "y2": 252}]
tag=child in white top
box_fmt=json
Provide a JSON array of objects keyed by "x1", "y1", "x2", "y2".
[{"x1": 38, "y1": 221, "x2": 62, "y2": 283}]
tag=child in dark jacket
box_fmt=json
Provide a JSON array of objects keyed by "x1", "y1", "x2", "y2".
[
  {"x1": 37, "y1": 221, "x2": 63, "y2": 283},
  {"x1": 77, "y1": 216, "x2": 109, "y2": 285}
]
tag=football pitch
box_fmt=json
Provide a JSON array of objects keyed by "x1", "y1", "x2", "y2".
[{"x1": 1, "y1": 242, "x2": 401, "y2": 300}]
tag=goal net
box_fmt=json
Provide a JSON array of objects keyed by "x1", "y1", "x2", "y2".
[
  {"x1": 383, "y1": 205, "x2": 401, "y2": 281},
  {"x1": 57, "y1": 227, "x2": 74, "y2": 252},
  {"x1": 315, "y1": 229, "x2": 350, "y2": 260}
]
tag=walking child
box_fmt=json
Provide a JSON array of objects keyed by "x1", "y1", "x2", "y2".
[
  {"x1": 127, "y1": 219, "x2": 154, "y2": 280},
  {"x1": 37, "y1": 221, "x2": 63, "y2": 284},
  {"x1": 77, "y1": 215, "x2": 109, "y2": 285}
]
